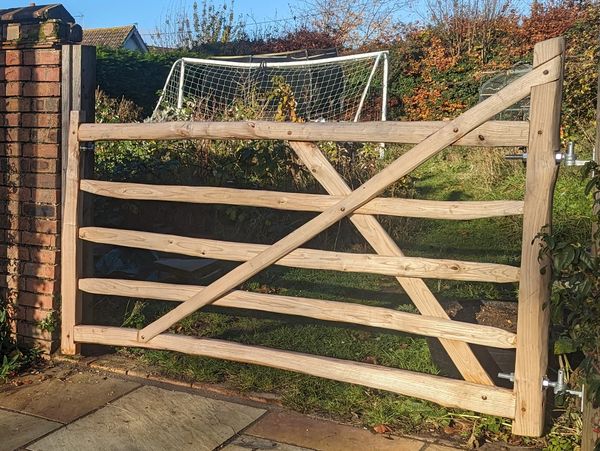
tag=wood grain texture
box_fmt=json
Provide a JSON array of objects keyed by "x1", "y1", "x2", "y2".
[
  {"x1": 79, "y1": 278, "x2": 518, "y2": 349},
  {"x1": 290, "y1": 141, "x2": 495, "y2": 385},
  {"x1": 78, "y1": 120, "x2": 529, "y2": 147},
  {"x1": 81, "y1": 179, "x2": 524, "y2": 220},
  {"x1": 73, "y1": 325, "x2": 517, "y2": 418},
  {"x1": 137, "y1": 57, "x2": 560, "y2": 344},
  {"x1": 60, "y1": 111, "x2": 82, "y2": 355},
  {"x1": 79, "y1": 227, "x2": 520, "y2": 283},
  {"x1": 582, "y1": 397, "x2": 600, "y2": 451},
  {"x1": 513, "y1": 37, "x2": 564, "y2": 437}
]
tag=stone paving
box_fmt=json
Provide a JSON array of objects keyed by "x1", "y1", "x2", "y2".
[{"x1": 0, "y1": 361, "x2": 461, "y2": 451}]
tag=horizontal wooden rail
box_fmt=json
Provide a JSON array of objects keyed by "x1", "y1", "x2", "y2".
[
  {"x1": 73, "y1": 325, "x2": 516, "y2": 418},
  {"x1": 78, "y1": 120, "x2": 529, "y2": 147},
  {"x1": 80, "y1": 278, "x2": 517, "y2": 349},
  {"x1": 81, "y1": 180, "x2": 525, "y2": 220},
  {"x1": 79, "y1": 227, "x2": 520, "y2": 283}
]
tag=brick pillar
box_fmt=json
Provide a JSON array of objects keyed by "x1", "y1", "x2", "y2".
[{"x1": 0, "y1": 4, "x2": 82, "y2": 353}]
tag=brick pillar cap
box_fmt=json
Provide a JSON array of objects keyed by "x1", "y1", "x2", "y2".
[{"x1": 0, "y1": 4, "x2": 75, "y2": 24}]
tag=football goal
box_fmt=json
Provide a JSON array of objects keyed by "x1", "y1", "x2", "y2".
[{"x1": 151, "y1": 51, "x2": 389, "y2": 123}]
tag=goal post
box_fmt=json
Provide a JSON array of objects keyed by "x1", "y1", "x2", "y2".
[{"x1": 152, "y1": 51, "x2": 389, "y2": 123}]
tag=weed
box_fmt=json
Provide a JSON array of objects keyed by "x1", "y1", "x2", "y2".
[
  {"x1": 38, "y1": 310, "x2": 58, "y2": 333},
  {"x1": 1, "y1": 298, "x2": 40, "y2": 383}
]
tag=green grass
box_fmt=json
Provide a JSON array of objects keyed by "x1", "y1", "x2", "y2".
[
  {"x1": 112, "y1": 145, "x2": 593, "y2": 442},
  {"x1": 121, "y1": 270, "x2": 447, "y2": 432}
]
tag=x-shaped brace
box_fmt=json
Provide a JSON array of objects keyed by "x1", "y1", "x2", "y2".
[
  {"x1": 289, "y1": 141, "x2": 492, "y2": 385},
  {"x1": 136, "y1": 56, "x2": 562, "y2": 377}
]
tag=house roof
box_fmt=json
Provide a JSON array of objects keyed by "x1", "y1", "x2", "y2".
[
  {"x1": 0, "y1": 4, "x2": 74, "y2": 23},
  {"x1": 82, "y1": 25, "x2": 147, "y2": 51}
]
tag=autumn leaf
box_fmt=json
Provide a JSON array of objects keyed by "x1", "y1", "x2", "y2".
[{"x1": 373, "y1": 424, "x2": 391, "y2": 434}]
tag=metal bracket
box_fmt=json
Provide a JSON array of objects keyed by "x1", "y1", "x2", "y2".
[
  {"x1": 555, "y1": 142, "x2": 590, "y2": 167},
  {"x1": 498, "y1": 370, "x2": 585, "y2": 412},
  {"x1": 80, "y1": 142, "x2": 95, "y2": 153},
  {"x1": 498, "y1": 372, "x2": 515, "y2": 382},
  {"x1": 505, "y1": 142, "x2": 592, "y2": 166}
]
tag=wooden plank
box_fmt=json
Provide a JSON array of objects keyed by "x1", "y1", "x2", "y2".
[
  {"x1": 137, "y1": 56, "x2": 561, "y2": 344},
  {"x1": 60, "y1": 45, "x2": 73, "y2": 210},
  {"x1": 78, "y1": 120, "x2": 529, "y2": 147},
  {"x1": 79, "y1": 278, "x2": 518, "y2": 349},
  {"x1": 291, "y1": 141, "x2": 495, "y2": 385},
  {"x1": 73, "y1": 46, "x2": 96, "y2": 330},
  {"x1": 60, "y1": 111, "x2": 82, "y2": 355},
  {"x1": 73, "y1": 325, "x2": 517, "y2": 418},
  {"x1": 81, "y1": 179, "x2": 525, "y2": 220},
  {"x1": 79, "y1": 227, "x2": 520, "y2": 283},
  {"x1": 582, "y1": 397, "x2": 600, "y2": 451},
  {"x1": 513, "y1": 37, "x2": 565, "y2": 437},
  {"x1": 61, "y1": 45, "x2": 97, "y2": 340}
]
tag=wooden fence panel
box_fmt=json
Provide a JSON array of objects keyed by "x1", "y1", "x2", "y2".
[
  {"x1": 136, "y1": 57, "x2": 560, "y2": 344},
  {"x1": 59, "y1": 37, "x2": 566, "y2": 438}
]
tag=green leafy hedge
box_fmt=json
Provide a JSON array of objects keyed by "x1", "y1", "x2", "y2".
[{"x1": 96, "y1": 48, "x2": 205, "y2": 116}]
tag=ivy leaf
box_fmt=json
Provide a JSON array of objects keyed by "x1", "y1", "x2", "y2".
[
  {"x1": 552, "y1": 245, "x2": 575, "y2": 272},
  {"x1": 554, "y1": 337, "x2": 577, "y2": 355}
]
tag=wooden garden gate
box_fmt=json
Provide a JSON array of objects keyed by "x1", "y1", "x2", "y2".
[{"x1": 60, "y1": 37, "x2": 565, "y2": 437}]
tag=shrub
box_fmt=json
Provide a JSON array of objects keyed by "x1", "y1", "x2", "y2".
[
  {"x1": 0, "y1": 299, "x2": 39, "y2": 382},
  {"x1": 96, "y1": 47, "x2": 203, "y2": 116},
  {"x1": 539, "y1": 162, "x2": 600, "y2": 407}
]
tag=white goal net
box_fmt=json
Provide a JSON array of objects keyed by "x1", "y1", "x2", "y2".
[{"x1": 151, "y1": 51, "x2": 389, "y2": 123}]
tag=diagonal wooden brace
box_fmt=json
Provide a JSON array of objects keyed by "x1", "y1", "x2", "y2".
[
  {"x1": 289, "y1": 141, "x2": 493, "y2": 385},
  {"x1": 137, "y1": 56, "x2": 561, "y2": 344}
]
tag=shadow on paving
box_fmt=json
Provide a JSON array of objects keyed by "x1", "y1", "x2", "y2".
[{"x1": 0, "y1": 361, "x2": 461, "y2": 451}]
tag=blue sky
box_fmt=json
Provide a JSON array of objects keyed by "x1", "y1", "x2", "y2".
[{"x1": 10, "y1": 1, "x2": 299, "y2": 41}]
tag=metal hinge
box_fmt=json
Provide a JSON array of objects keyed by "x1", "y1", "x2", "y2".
[
  {"x1": 498, "y1": 370, "x2": 585, "y2": 411},
  {"x1": 505, "y1": 141, "x2": 592, "y2": 166}
]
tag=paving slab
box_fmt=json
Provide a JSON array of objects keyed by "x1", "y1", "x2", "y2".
[
  {"x1": 0, "y1": 366, "x2": 139, "y2": 423},
  {"x1": 28, "y1": 385, "x2": 266, "y2": 451},
  {"x1": 0, "y1": 409, "x2": 61, "y2": 451},
  {"x1": 246, "y1": 410, "x2": 425, "y2": 451},
  {"x1": 223, "y1": 435, "x2": 314, "y2": 451}
]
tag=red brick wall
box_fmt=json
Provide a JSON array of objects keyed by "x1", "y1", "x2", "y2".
[{"x1": 1, "y1": 17, "x2": 81, "y2": 353}]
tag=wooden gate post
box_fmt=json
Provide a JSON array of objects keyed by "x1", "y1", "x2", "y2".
[
  {"x1": 59, "y1": 44, "x2": 95, "y2": 355},
  {"x1": 512, "y1": 37, "x2": 565, "y2": 437},
  {"x1": 60, "y1": 111, "x2": 82, "y2": 354}
]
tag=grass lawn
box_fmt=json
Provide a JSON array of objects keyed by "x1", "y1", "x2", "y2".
[{"x1": 97, "y1": 145, "x2": 593, "y2": 444}]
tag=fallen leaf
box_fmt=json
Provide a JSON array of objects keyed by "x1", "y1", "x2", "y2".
[{"x1": 373, "y1": 424, "x2": 391, "y2": 434}]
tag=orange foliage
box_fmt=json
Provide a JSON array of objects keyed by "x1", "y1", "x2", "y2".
[{"x1": 393, "y1": 0, "x2": 594, "y2": 127}]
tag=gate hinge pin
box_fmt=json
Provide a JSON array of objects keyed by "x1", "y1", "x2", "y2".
[
  {"x1": 498, "y1": 370, "x2": 585, "y2": 412},
  {"x1": 505, "y1": 142, "x2": 592, "y2": 166}
]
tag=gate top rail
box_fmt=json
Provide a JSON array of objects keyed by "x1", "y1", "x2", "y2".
[{"x1": 77, "y1": 120, "x2": 529, "y2": 147}]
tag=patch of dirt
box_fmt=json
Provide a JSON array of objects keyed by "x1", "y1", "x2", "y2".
[{"x1": 475, "y1": 301, "x2": 518, "y2": 333}]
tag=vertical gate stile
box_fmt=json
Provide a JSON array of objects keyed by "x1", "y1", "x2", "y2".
[
  {"x1": 60, "y1": 111, "x2": 83, "y2": 355},
  {"x1": 513, "y1": 37, "x2": 565, "y2": 437}
]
